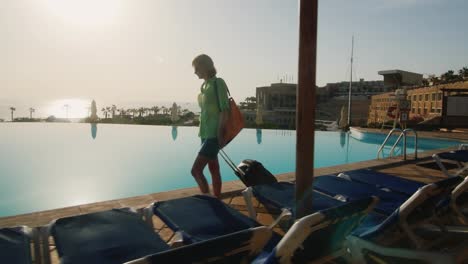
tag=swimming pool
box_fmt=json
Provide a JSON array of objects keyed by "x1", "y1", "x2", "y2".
[{"x1": 0, "y1": 123, "x2": 460, "y2": 217}]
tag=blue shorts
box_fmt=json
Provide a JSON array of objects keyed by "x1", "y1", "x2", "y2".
[{"x1": 199, "y1": 138, "x2": 220, "y2": 160}]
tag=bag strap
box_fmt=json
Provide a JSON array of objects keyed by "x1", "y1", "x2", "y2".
[
  {"x1": 213, "y1": 77, "x2": 232, "y2": 112},
  {"x1": 213, "y1": 78, "x2": 222, "y2": 113}
]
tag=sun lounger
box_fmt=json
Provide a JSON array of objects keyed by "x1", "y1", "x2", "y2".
[
  {"x1": 242, "y1": 181, "x2": 345, "y2": 220},
  {"x1": 46, "y1": 207, "x2": 272, "y2": 264},
  {"x1": 46, "y1": 209, "x2": 170, "y2": 264},
  {"x1": 149, "y1": 194, "x2": 377, "y2": 263},
  {"x1": 252, "y1": 196, "x2": 378, "y2": 263},
  {"x1": 347, "y1": 176, "x2": 468, "y2": 263},
  {"x1": 242, "y1": 175, "x2": 407, "y2": 223},
  {"x1": 432, "y1": 144, "x2": 468, "y2": 177},
  {"x1": 125, "y1": 227, "x2": 272, "y2": 264},
  {"x1": 312, "y1": 176, "x2": 410, "y2": 215},
  {"x1": 0, "y1": 226, "x2": 38, "y2": 264},
  {"x1": 338, "y1": 168, "x2": 425, "y2": 196},
  {"x1": 150, "y1": 195, "x2": 261, "y2": 243}
]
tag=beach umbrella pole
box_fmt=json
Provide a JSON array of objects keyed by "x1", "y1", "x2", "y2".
[{"x1": 295, "y1": 0, "x2": 318, "y2": 218}]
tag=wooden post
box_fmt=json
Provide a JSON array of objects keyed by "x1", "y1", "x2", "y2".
[{"x1": 296, "y1": 0, "x2": 318, "y2": 218}]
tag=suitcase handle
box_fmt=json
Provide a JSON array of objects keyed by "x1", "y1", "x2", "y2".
[{"x1": 219, "y1": 149, "x2": 245, "y2": 177}]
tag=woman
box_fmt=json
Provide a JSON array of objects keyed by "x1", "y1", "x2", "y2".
[{"x1": 191, "y1": 54, "x2": 229, "y2": 198}]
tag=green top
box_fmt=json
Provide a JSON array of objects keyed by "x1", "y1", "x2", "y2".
[{"x1": 197, "y1": 77, "x2": 230, "y2": 139}]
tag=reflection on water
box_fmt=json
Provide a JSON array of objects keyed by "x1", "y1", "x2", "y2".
[
  {"x1": 91, "y1": 123, "x2": 97, "y2": 139},
  {"x1": 171, "y1": 126, "x2": 178, "y2": 141},
  {"x1": 256, "y1": 128, "x2": 262, "y2": 144},
  {"x1": 340, "y1": 131, "x2": 346, "y2": 148},
  {"x1": 345, "y1": 132, "x2": 350, "y2": 163}
]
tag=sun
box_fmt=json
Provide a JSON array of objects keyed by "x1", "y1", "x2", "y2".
[
  {"x1": 45, "y1": 98, "x2": 92, "y2": 119},
  {"x1": 44, "y1": 0, "x2": 124, "y2": 27}
]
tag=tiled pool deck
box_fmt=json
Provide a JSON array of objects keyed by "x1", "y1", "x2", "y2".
[{"x1": 1, "y1": 128, "x2": 467, "y2": 263}]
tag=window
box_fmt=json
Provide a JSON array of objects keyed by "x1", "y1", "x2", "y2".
[
  {"x1": 431, "y1": 93, "x2": 436, "y2": 101},
  {"x1": 413, "y1": 95, "x2": 417, "y2": 101},
  {"x1": 424, "y1": 109, "x2": 427, "y2": 115},
  {"x1": 436, "y1": 109, "x2": 441, "y2": 113},
  {"x1": 437, "y1": 92, "x2": 442, "y2": 101},
  {"x1": 419, "y1": 95, "x2": 423, "y2": 101},
  {"x1": 425, "y1": 94, "x2": 429, "y2": 101},
  {"x1": 417, "y1": 108, "x2": 421, "y2": 114},
  {"x1": 412, "y1": 108, "x2": 415, "y2": 113}
]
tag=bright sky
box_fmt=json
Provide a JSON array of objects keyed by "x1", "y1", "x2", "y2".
[{"x1": 1, "y1": 0, "x2": 467, "y2": 119}]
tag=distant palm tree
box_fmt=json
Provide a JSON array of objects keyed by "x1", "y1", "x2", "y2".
[
  {"x1": 441, "y1": 70, "x2": 456, "y2": 82},
  {"x1": 105, "y1": 106, "x2": 112, "y2": 118},
  {"x1": 131, "y1": 109, "x2": 138, "y2": 118},
  {"x1": 111, "y1": 105, "x2": 117, "y2": 119},
  {"x1": 101, "y1": 107, "x2": 108, "y2": 119},
  {"x1": 429, "y1": 75, "x2": 440, "y2": 85},
  {"x1": 29, "y1": 108, "x2": 35, "y2": 119},
  {"x1": 161, "y1": 106, "x2": 167, "y2": 115},
  {"x1": 459, "y1": 67, "x2": 468, "y2": 79},
  {"x1": 10, "y1": 107, "x2": 16, "y2": 121},
  {"x1": 138, "y1": 107, "x2": 146, "y2": 117},
  {"x1": 151, "y1": 106, "x2": 160, "y2": 116},
  {"x1": 119, "y1": 108, "x2": 126, "y2": 117}
]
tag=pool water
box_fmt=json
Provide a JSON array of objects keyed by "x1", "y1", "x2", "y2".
[{"x1": 0, "y1": 123, "x2": 460, "y2": 217}]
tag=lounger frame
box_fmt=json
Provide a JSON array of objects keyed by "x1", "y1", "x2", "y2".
[
  {"x1": 348, "y1": 180, "x2": 468, "y2": 263},
  {"x1": 432, "y1": 144, "x2": 468, "y2": 178}
]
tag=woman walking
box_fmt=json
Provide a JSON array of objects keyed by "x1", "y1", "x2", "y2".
[{"x1": 191, "y1": 54, "x2": 229, "y2": 198}]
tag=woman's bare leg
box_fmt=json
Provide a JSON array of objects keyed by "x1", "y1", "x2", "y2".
[
  {"x1": 191, "y1": 154, "x2": 210, "y2": 194},
  {"x1": 208, "y1": 158, "x2": 222, "y2": 198}
]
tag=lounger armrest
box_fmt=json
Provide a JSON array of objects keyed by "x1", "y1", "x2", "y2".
[
  {"x1": 347, "y1": 235, "x2": 455, "y2": 264},
  {"x1": 169, "y1": 231, "x2": 185, "y2": 248},
  {"x1": 459, "y1": 144, "x2": 468, "y2": 150},
  {"x1": 242, "y1": 187, "x2": 257, "y2": 219},
  {"x1": 143, "y1": 205, "x2": 155, "y2": 228},
  {"x1": 267, "y1": 208, "x2": 292, "y2": 229}
]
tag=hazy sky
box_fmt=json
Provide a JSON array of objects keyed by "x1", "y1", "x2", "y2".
[{"x1": 1, "y1": 0, "x2": 467, "y2": 119}]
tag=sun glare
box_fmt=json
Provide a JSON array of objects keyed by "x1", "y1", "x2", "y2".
[
  {"x1": 46, "y1": 99, "x2": 91, "y2": 119},
  {"x1": 44, "y1": 0, "x2": 124, "y2": 27}
]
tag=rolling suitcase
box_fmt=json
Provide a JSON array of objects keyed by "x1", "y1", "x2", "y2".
[{"x1": 219, "y1": 150, "x2": 277, "y2": 187}]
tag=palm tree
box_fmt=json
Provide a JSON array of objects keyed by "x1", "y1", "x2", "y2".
[
  {"x1": 29, "y1": 108, "x2": 35, "y2": 119},
  {"x1": 105, "y1": 106, "x2": 112, "y2": 118},
  {"x1": 131, "y1": 109, "x2": 138, "y2": 118},
  {"x1": 441, "y1": 70, "x2": 456, "y2": 82},
  {"x1": 10, "y1": 107, "x2": 16, "y2": 121},
  {"x1": 459, "y1": 67, "x2": 468, "y2": 79},
  {"x1": 138, "y1": 107, "x2": 146, "y2": 117},
  {"x1": 119, "y1": 108, "x2": 126, "y2": 117},
  {"x1": 161, "y1": 106, "x2": 167, "y2": 115},
  {"x1": 428, "y1": 75, "x2": 440, "y2": 85},
  {"x1": 151, "y1": 106, "x2": 160, "y2": 116},
  {"x1": 101, "y1": 107, "x2": 108, "y2": 119},
  {"x1": 111, "y1": 105, "x2": 117, "y2": 119}
]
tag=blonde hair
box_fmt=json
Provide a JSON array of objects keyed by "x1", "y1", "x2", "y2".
[{"x1": 192, "y1": 54, "x2": 217, "y2": 78}]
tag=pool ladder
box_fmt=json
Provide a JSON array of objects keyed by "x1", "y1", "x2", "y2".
[{"x1": 377, "y1": 128, "x2": 418, "y2": 160}]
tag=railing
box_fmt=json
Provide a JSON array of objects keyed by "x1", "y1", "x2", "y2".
[{"x1": 377, "y1": 128, "x2": 418, "y2": 160}]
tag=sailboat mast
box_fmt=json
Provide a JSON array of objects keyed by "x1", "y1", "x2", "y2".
[{"x1": 347, "y1": 35, "x2": 354, "y2": 127}]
